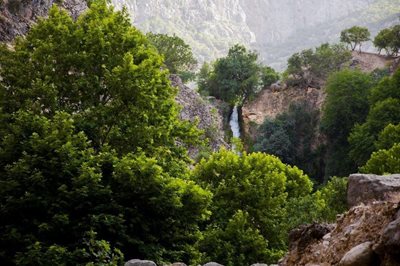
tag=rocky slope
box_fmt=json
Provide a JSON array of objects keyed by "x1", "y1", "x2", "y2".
[
  {"x1": 111, "y1": 0, "x2": 400, "y2": 68},
  {"x1": 172, "y1": 75, "x2": 229, "y2": 158},
  {"x1": 281, "y1": 174, "x2": 400, "y2": 266},
  {"x1": 0, "y1": 0, "x2": 87, "y2": 42}
]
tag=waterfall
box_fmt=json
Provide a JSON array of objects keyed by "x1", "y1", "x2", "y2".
[{"x1": 229, "y1": 106, "x2": 240, "y2": 138}]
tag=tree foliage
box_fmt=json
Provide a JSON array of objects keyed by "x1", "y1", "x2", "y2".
[
  {"x1": 0, "y1": 2, "x2": 209, "y2": 264},
  {"x1": 254, "y1": 101, "x2": 322, "y2": 181},
  {"x1": 0, "y1": 1, "x2": 199, "y2": 156},
  {"x1": 285, "y1": 43, "x2": 351, "y2": 88},
  {"x1": 360, "y1": 143, "x2": 400, "y2": 175},
  {"x1": 340, "y1": 26, "x2": 370, "y2": 52},
  {"x1": 146, "y1": 32, "x2": 197, "y2": 81},
  {"x1": 198, "y1": 44, "x2": 275, "y2": 105},
  {"x1": 193, "y1": 149, "x2": 313, "y2": 265},
  {"x1": 321, "y1": 69, "x2": 373, "y2": 177},
  {"x1": 349, "y1": 68, "x2": 400, "y2": 166},
  {"x1": 373, "y1": 25, "x2": 400, "y2": 56}
]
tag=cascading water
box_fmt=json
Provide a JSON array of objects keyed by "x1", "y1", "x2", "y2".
[{"x1": 229, "y1": 106, "x2": 240, "y2": 138}]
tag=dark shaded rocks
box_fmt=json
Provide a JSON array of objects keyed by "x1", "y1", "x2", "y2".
[
  {"x1": 347, "y1": 174, "x2": 400, "y2": 207},
  {"x1": 288, "y1": 223, "x2": 334, "y2": 251},
  {"x1": 125, "y1": 259, "x2": 157, "y2": 266},
  {"x1": 0, "y1": 0, "x2": 87, "y2": 42}
]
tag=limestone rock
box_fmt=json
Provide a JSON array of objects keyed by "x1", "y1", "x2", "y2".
[
  {"x1": 203, "y1": 263, "x2": 224, "y2": 266},
  {"x1": 0, "y1": 0, "x2": 87, "y2": 42},
  {"x1": 125, "y1": 259, "x2": 157, "y2": 266},
  {"x1": 172, "y1": 75, "x2": 229, "y2": 158},
  {"x1": 347, "y1": 174, "x2": 400, "y2": 207},
  {"x1": 169, "y1": 263, "x2": 187, "y2": 266},
  {"x1": 250, "y1": 264, "x2": 269, "y2": 266},
  {"x1": 338, "y1": 241, "x2": 376, "y2": 266}
]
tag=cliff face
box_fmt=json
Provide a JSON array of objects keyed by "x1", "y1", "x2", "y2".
[
  {"x1": 111, "y1": 0, "x2": 400, "y2": 68},
  {"x1": 0, "y1": 0, "x2": 87, "y2": 42}
]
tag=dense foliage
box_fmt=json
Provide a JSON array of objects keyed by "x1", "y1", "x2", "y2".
[
  {"x1": 0, "y1": 2, "x2": 208, "y2": 264},
  {"x1": 321, "y1": 69, "x2": 374, "y2": 177},
  {"x1": 198, "y1": 44, "x2": 279, "y2": 105},
  {"x1": 254, "y1": 101, "x2": 323, "y2": 181},
  {"x1": 193, "y1": 149, "x2": 313, "y2": 265},
  {"x1": 146, "y1": 33, "x2": 198, "y2": 81},
  {"x1": 374, "y1": 25, "x2": 400, "y2": 56},
  {"x1": 349, "y1": 68, "x2": 400, "y2": 166},
  {"x1": 340, "y1": 26, "x2": 370, "y2": 52},
  {"x1": 285, "y1": 43, "x2": 352, "y2": 88}
]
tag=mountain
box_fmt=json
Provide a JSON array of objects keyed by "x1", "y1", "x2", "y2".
[{"x1": 111, "y1": 0, "x2": 400, "y2": 69}]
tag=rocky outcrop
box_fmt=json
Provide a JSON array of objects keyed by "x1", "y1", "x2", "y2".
[
  {"x1": 111, "y1": 0, "x2": 399, "y2": 68},
  {"x1": 172, "y1": 75, "x2": 228, "y2": 157},
  {"x1": 125, "y1": 259, "x2": 157, "y2": 266},
  {"x1": 0, "y1": 0, "x2": 87, "y2": 42},
  {"x1": 347, "y1": 174, "x2": 400, "y2": 208},
  {"x1": 281, "y1": 173, "x2": 400, "y2": 266}
]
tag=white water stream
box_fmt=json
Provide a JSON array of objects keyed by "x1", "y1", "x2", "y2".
[{"x1": 229, "y1": 106, "x2": 240, "y2": 138}]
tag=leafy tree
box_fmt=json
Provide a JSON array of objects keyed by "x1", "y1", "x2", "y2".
[
  {"x1": 375, "y1": 123, "x2": 400, "y2": 150},
  {"x1": 193, "y1": 149, "x2": 313, "y2": 264},
  {"x1": 0, "y1": 1, "x2": 210, "y2": 265},
  {"x1": 0, "y1": 111, "x2": 211, "y2": 265},
  {"x1": 202, "y1": 44, "x2": 263, "y2": 105},
  {"x1": 360, "y1": 143, "x2": 400, "y2": 174},
  {"x1": 285, "y1": 43, "x2": 351, "y2": 88},
  {"x1": 321, "y1": 69, "x2": 373, "y2": 177},
  {"x1": 340, "y1": 26, "x2": 370, "y2": 52},
  {"x1": 146, "y1": 33, "x2": 197, "y2": 81},
  {"x1": 261, "y1": 66, "x2": 280, "y2": 87},
  {"x1": 0, "y1": 1, "x2": 200, "y2": 156},
  {"x1": 373, "y1": 25, "x2": 400, "y2": 56},
  {"x1": 254, "y1": 101, "x2": 322, "y2": 181}
]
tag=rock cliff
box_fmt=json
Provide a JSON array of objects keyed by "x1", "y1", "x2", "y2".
[
  {"x1": 0, "y1": 0, "x2": 87, "y2": 42},
  {"x1": 281, "y1": 174, "x2": 400, "y2": 266},
  {"x1": 111, "y1": 0, "x2": 400, "y2": 68}
]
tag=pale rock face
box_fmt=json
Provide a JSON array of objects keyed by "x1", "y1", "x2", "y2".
[{"x1": 110, "y1": 0, "x2": 395, "y2": 68}]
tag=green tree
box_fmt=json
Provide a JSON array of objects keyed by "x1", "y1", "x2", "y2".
[
  {"x1": 204, "y1": 44, "x2": 263, "y2": 105},
  {"x1": 0, "y1": 1, "x2": 199, "y2": 156},
  {"x1": 0, "y1": 1, "x2": 210, "y2": 264},
  {"x1": 254, "y1": 101, "x2": 322, "y2": 181},
  {"x1": 261, "y1": 66, "x2": 280, "y2": 87},
  {"x1": 321, "y1": 69, "x2": 373, "y2": 177},
  {"x1": 374, "y1": 28, "x2": 394, "y2": 55},
  {"x1": 375, "y1": 123, "x2": 400, "y2": 150},
  {"x1": 146, "y1": 33, "x2": 197, "y2": 81},
  {"x1": 340, "y1": 26, "x2": 371, "y2": 52},
  {"x1": 373, "y1": 25, "x2": 400, "y2": 56},
  {"x1": 360, "y1": 143, "x2": 400, "y2": 174},
  {"x1": 285, "y1": 43, "x2": 351, "y2": 88},
  {"x1": 193, "y1": 149, "x2": 313, "y2": 264}
]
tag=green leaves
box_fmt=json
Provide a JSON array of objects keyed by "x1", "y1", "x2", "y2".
[
  {"x1": 193, "y1": 149, "x2": 313, "y2": 265},
  {"x1": 340, "y1": 26, "x2": 371, "y2": 51}
]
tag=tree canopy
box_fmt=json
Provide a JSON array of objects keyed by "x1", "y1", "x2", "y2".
[
  {"x1": 198, "y1": 44, "x2": 277, "y2": 105},
  {"x1": 285, "y1": 43, "x2": 351, "y2": 88},
  {"x1": 373, "y1": 25, "x2": 400, "y2": 56},
  {"x1": 0, "y1": 1, "x2": 208, "y2": 264},
  {"x1": 146, "y1": 32, "x2": 198, "y2": 81},
  {"x1": 340, "y1": 26, "x2": 370, "y2": 52}
]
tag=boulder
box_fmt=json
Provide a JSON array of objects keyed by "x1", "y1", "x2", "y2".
[
  {"x1": 203, "y1": 263, "x2": 224, "y2": 266},
  {"x1": 169, "y1": 263, "x2": 187, "y2": 266},
  {"x1": 338, "y1": 242, "x2": 377, "y2": 266},
  {"x1": 375, "y1": 211, "x2": 400, "y2": 256},
  {"x1": 347, "y1": 174, "x2": 400, "y2": 207},
  {"x1": 250, "y1": 264, "x2": 269, "y2": 266},
  {"x1": 288, "y1": 223, "x2": 334, "y2": 251},
  {"x1": 125, "y1": 259, "x2": 157, "y2": 266}
]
